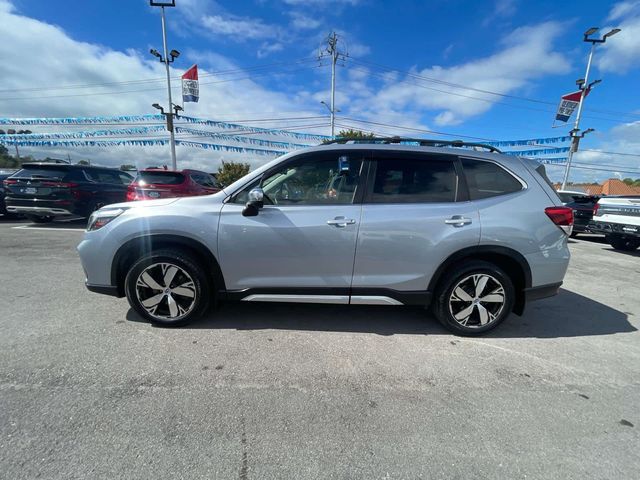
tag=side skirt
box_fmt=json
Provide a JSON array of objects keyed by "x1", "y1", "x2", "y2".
[{"x1": 221, "y1": 287, "x2": 432, "y2": 306}]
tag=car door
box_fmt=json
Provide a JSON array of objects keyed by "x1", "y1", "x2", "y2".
[
  {"x1": 218, "y1": 150, "x2": 367, "y2": 301},
  {"x1": 351, "y1": 150, "x2": 480, "y2": 302}
]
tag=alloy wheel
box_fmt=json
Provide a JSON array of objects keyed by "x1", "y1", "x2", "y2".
[
  {"x1": 448, "y1": 273, "x2": 506, "y2": 328},
  {"x1": 135, "y1": 262, "x2": 197, "y2": 320}
]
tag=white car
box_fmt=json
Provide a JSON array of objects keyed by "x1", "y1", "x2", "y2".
[{"x1": 591, "y1": 196, "x2": 640, "y2": 251}]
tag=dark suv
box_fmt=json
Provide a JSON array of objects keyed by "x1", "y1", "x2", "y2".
[{"x1": 4, "y1": 163, "x2": 133, "y2": 223}]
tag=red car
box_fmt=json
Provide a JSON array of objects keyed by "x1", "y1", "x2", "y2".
[{"x1": 126, "y1": 168, "x2": 221, "y2": 201}]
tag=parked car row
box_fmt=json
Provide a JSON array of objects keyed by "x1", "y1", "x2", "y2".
[
  {"x1": 560, "y1": 190, "x2": 640, "y2": 251},
  {"x1": 1, "y1": 163, "x2": 221, "y2": 222}
]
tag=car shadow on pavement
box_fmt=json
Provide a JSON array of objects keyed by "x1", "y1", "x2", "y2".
[
  {"x1": 19, "y1": 218, "x2": 87, "y2": 229},
  {"x1": 126, "y1": 288, "x2": 636, "y2": 338},
  {"x1": 573, "y1": 234, "x2": 640, "y2": 257}
]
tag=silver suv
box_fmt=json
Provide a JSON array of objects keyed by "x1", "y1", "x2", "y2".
[{"x1": 77, "y1": 139, "x2": 572, "y2": 335}]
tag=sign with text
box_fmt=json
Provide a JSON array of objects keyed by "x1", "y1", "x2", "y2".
[
  {"x1": 182, "y1": 65, "x2": 199, "y2": 103},
  {"x1": 555, "y1": 88, "x2": 590, "y2": 123}
]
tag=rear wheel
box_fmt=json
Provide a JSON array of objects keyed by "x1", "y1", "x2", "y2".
[
  {"x1": 607, "y1": 234, "x2": 640, "y2": 251},
  {"x1": 433, "y1": 261, "x2": 515, "y2": 336},
  {"x1": 27, "y1": 215, "x2": 54, "y2": 223},
  {"x1": 125, "y1": 249, "x2": 211, "y2": 327}
]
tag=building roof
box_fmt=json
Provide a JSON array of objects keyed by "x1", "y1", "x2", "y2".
[{"x1": 554, "y1": 179, "x2": 640, "y2": 196}]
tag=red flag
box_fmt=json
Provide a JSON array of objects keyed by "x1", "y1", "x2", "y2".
[{"x1": 182, "y1": 65, "x2": 199, "y2": 103}]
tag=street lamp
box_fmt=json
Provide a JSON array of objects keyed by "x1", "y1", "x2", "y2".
[
  {"x1": 149, "y1": 0, "x2": 178, "y2": 170},
  {"x1": 561, "y1": 27, "x2": 621, "y2": 190}
]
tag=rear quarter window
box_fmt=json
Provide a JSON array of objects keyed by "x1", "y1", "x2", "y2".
[{"x1": 461, "y1": 158, "x2": 523, "y2": 200}]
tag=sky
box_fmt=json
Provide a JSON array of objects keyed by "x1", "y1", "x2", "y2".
[{"x1": 0, "y1": 0, "x2": 639, "y2": 183}]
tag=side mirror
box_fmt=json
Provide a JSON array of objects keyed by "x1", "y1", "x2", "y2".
[
  {"x1": 248, "y1": 187, "x2": 264, "y2": 205},
  {"x1": 242, "y1": 187, "x2": 264, "y2": 217}
]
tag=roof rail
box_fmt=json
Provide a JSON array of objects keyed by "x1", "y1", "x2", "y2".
[{"x1": 323, "y1": 136, "x2": 502, "y2": 153}]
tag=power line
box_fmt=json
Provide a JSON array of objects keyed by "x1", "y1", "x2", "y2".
[
  {"x1": 348, "y1": 57, "x2": 640, "y2": 121},
  {"x1": 0, "y1": 64, "x2": 322, "y2": 101},
  {"x1": 0, "y1": 58, "x2": 319, "y2": 94}
]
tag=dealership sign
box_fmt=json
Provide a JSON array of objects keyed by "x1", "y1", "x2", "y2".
[
  {"x1": 555, "y1": 88, "x2": 590, "y2": 123},
  {"x1": 182, "y1": 65, "x2": 199, "y2": 103}
]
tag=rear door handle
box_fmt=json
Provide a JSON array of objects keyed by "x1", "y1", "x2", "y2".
[
  {"x1": 327, "y1": 216, "x2": 356, "y2": 227},
  {"x1": 445, "y1": 215, "x2": 472, "y2": 227}
]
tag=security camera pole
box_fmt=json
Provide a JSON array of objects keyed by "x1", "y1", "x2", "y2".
[
  {"x1": 150, "y1": 0, "x2": 178, "y2": 170},
  {"x1": 561, "y1": 26, "x2": 621, "y2": 190}
]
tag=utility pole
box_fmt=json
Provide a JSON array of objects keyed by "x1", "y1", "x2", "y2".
[
  {"x1": 319, "y1": 32, "x2": 347, "y2": 138},
  {"x1": 561, "y1": 27, "x2": 621, "y2": 190},
  {"x1": 150, "y1": 1, "x2": 179, "y2": 170}
]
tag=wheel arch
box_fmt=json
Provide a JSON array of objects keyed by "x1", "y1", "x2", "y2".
[
  {"x1": 428, "y1": 245, "x2": 532, "y2": 315},
  {"x1": 111, "y1": 234, "x2": 225, "y2": 297}
]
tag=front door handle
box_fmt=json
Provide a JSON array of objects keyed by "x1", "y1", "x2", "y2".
[
  {"x1": 445, "y1": 215, "x2": 472, "y2": 227},
  {"x1": 327, "y1": 216, "x2": 356, "y2": 228}
]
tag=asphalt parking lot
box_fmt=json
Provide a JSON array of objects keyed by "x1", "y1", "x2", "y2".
[{"x1": 0, "y1": 217, "x2": 638, "y2": 479}]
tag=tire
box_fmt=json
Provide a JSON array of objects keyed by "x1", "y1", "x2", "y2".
[
  {"x1": 124, "y1": 249, "x2": 211, "y2": 327},
  {"x1": 607, "y1": 235, "x2": 640, "y2": 252},
  {"x1": 27, "y1": 215, "x2": 54, "y2": 223},
  {"x1": 432, "y1": 260, "x2": 515, "y2": 336},
  {"x1": 570, "y1": 231, "x2": 579, "y2": 238}
]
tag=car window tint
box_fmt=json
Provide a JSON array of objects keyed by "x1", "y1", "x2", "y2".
[
  {"x1": 87, "y1": 170, "x2": 121, "y2": 184},
  {"x1": 118, "y1": 172, "x2": 133, "y2": 185},
  {"x1": 461, "y1": 158, "x2": 522, "y2": 200},
  {"x1": 14, "y1": 167, "x2": 70, "y2": 180},
  {"x1": 137, "y1": 172, "x2": 185, "y2": 185},
  {"x1": 234, "y1": 153, "x2": 363, "y2": 205},
  {"x1": 191, "y1": 173, "x2": 216, "y2": 188},
  {"x1": 371, "y1": 156, "x2": 456, "y2": 203}
]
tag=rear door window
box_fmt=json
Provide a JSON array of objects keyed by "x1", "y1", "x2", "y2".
[
  {"x1": 369, "y1": 152, "x2": 457, "y2": 203},
  {"x1": 461, "y1": 158, "x2": 523, "y2": 200},
  {"x1": 136, "y1": 172, "x2": 185, "y2": 185}
]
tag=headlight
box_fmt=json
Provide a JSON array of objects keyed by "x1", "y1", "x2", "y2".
[{"x1": 87, "y1": 208, "x2": 126, "y2": 231}]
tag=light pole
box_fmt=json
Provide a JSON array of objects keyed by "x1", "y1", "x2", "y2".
[
  {"x1": 319, "y1": 32, "x2": 347, "y2": 138},
  {"x1": 561, "y1": 26, "x2": 621, "y2": 190},
  {"x1": 150, "y1": 0, "x2": 179, "y2": 170},
  {"x1": 321, "y1": 101, "x2": 340, "y2": 134}
]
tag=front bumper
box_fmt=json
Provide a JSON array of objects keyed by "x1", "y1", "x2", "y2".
[{"x1": 86, "y1": 282, "x2": 121, "y2": 297}]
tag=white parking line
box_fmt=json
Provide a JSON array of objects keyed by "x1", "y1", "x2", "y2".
[{"x1": 11, "y1": 225, "x2": 86, "y2": 232}]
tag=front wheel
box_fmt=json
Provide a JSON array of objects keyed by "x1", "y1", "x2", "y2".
[
  {"x1": 125, "y1": 249, "x2": 211, "y2": 327},
  {"x1": 607, "y1": 234, "x2": 640, "y2": 251},
  {"x1": 433, "y1": 261, "x2": 515, "y2": 336}
]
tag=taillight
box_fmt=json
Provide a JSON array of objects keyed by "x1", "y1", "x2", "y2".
[
  {"x1": 126, "y1": 186, "x2": 139, "y2": 201},
  {"x1": 3, "y1": 179, "x2": 17, "y2": 186},
  {"x1": 545, "y1": 206, "x2": 574, "y2": 235},
  {"x1": 593, "y1": 203, "x2": 600, "y2": 216}
]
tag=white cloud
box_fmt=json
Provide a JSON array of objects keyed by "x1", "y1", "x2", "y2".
[
  {"x1": 482, "y1": 0, "x2": 518, "y2": 27},
  {"x1": 289, "y1": 11, "x2": 322, "y2": 30},
  {"x1": 365, "y1": 21, "x2": 570, "y2": 126},
  {"x1": 200, "y1": 14, "x2": 278, "y2": 40},
  {"x1": 598, "y1": 2, "x2": 640, "y2": 73},
  {"x1": 0, "y1": 1, "x2": 321, "y2": 171}
]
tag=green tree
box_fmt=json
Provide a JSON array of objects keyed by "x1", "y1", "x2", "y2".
[
  {"x1": 623, "y1": 177, "x2": 634, "y2": 186},
  {"x1": 322, "y1": 128, "x2": 376, "y2": 144},
  {"x1": 120, "y1": 164, "x2": 136, "y2": 171},
  {"x1": 77, "y1": 160, "x2": 90, "y2": 166},
  {"x1": 216, "y1": 161, "x2": 250, "y2": 187}
]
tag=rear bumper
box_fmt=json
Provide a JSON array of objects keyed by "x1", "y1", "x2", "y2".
[
  {"x1": 524, "y1": 282, "x2": 562, "y2": 302},
  {"x1": 590, "y1": 221, "x2": 640, "y2": 237},
  {"x1": 6, "y1": 205, "x2": 73, "y2": 216}
]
